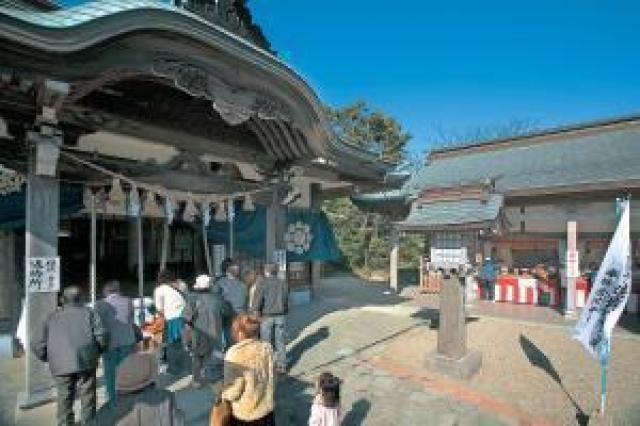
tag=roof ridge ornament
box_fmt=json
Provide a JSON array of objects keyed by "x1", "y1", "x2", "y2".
[
  {"x1": 151, "y1": 58, "x2": 292, "y2": 125},
  {"x1": 179, "y1": 0, "x2": 273, "y2": 52}
]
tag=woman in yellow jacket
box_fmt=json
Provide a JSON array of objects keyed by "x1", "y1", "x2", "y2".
[{"x1": 222, "y1": 314, "x2": 275, "y2": 425}]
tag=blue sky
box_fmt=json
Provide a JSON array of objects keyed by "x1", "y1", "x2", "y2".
[
  {"x1": 249, "y1": 0, "x2": 640, "y2": 154},
  {"x1": 59, "y1": 1, "x2": 640, "y2": 155}
]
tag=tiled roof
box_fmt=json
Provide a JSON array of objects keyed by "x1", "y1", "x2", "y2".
[
  {"x1": 0, "y1": 0, "x2": 174, "y2": 27},
  {"x1": 397, "y1": 194, "x2": 503, "y2": 230},
  {"x1": 402, "y1": 118, "x2": 640, "y2": 199}
]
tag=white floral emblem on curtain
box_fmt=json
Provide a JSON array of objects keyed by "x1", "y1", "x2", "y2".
[
  {"x1": 284, "y1": 221, "x2": 313, "y2": 255},
  {"x1": 0, "y1": 165, "x2": 25, "y2": 196}
]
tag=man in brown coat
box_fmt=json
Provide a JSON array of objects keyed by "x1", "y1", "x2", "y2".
[{"x1": 93, "y1": 352, "x2": 184, "y2": 426}]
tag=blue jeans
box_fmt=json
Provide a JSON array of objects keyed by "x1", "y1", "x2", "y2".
[
  {"x1": 103, "y1": 344, "x2": 135, "y2": 402},
  {"x1": 260, "y1": 315, "x2": 287, "y2": 370}
]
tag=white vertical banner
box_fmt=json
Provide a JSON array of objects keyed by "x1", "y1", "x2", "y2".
[{"x1": 572, "y1": 199, "x2": 632, "y2": 358}]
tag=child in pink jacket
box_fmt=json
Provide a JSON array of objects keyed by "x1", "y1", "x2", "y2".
[{"x1": 309, "y1": 372, "x2": 341, "y2": 426}]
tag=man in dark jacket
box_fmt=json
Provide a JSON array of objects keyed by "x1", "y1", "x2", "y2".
[
  {"x1": 94, "y1": 280, "x2": 137, "y2": 402},
  {"x1": 184, "y1": 274, "x2": 230, "y2": 387},
  {"x1": 218, "y1": 260, "x2": 247, "y2": 315},
  {"x1": 93, "y1": 351, "x2": 184, "y2": 426},
  {"x1": 217, "y1": 259, "x2": 247, "y2": 349},
  {"x1": 250, "y1": 263, "x2": 289, "y2": 372},
  {"x1": 33, "y1": 286, "x2": 107, "y2": 425}
]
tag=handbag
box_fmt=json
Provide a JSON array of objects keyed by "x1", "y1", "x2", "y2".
[{"x1": 210, "y1": 399, "x2": 232, "y2": 426}]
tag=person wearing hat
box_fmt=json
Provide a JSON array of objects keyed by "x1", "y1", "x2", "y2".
[
  {"x1": 93, "y1": 352, "x2": 184, "y2": 425},
  {"x1": 33, "y1": 286, "x2": 107, "y2": 425},
  {"x1": 184, "y1": 274, "x2": 230, "y2": 388}
]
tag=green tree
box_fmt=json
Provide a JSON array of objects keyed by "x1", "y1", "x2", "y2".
[
  {"x1": 323, "y1": 102, "x2": 412, "y2": 274},
  {"x1": 327, "y1": 101, "x2": 411, "y2": 163}
]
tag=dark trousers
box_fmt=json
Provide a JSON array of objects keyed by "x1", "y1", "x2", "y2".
[
  {"x1": 166, "y1": 341, "x2": 189, "y2": 376},
  {"x1": 103, "y1": 344, "x2": 135, "y2": 402},
  {"x1": 231, "y1": 412, "x2": 275, "y2": 426},
  {"x1": 192, "y1": 351, "x2": 212, "y2": 384},
  {"x1": 54, "y1": 370, "x2": 97, "y2": 426},
  {"x1": 484, "y1": 280, "x2": 494, "y2": 300}
]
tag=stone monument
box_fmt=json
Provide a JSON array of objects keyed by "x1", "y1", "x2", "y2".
[{"x1": 425, "y1": 268, "x2": 482, "y2": 379}]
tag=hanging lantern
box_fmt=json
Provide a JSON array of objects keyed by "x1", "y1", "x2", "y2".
[
  {"x1": 165, "y1": 196, "x2": 176, "y2": 224},
  {"x1": 183, "y1": 197, "x2": 198, "y2": 222},
  {"x1": 243, "y1": 194, "x2": 255, "y2": 212},
  {"x1": 214, "y1": 201, "x2": 226, "y2": 222},
  {"x1": 128, "y1": 186, "x2": 141, "y2": 217},
  {"x1": 143, "y1": 190, "x2": 164, "y2": 217}
]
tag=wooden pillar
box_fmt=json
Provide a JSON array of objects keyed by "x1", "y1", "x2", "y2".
[
  {"x1": 266, "y1": 188, "x2": 286, "y2": 262},
  {"x1": 127, "y1": 218, "x2": 138, "y2": 273},
  {"x1": 136, "y1": 212, "x2": 144, "y2": 325},
  {"x1": 565, "y1": 221, "x2": 578, "y2": 317},
  {"x1": 19, "y1": 125, "x2": 62, "y2": 408},
  {"x1": 89, "y1": 190, "x2": 97, "y2": 306},
  {"x1": 0, "y1": 230, "x2": 17, "y2": 356},
  {"x1": 160, "y1": 220, "x2": 169, "y2": 270},
  {"x1": 265, "y1": 191, "x2": 276, "y2": 262},
  {"x1": 390, "y1": 228, "x2": 400, "y2": 292},
  {"x1": 310, "y1": 183, "x2": 322, "y2": 288}
]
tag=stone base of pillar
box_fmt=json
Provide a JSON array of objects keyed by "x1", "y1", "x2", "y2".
[
  {"x1": 424, "y1": 349, "x2": 482, "y2": 380},
  {"x1": 17, "y1": 387, "x2": 56, "y2": 410}
]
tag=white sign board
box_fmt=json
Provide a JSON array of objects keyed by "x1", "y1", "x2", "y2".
[
  {"x1": 26, "y1": 257, "x2": 60, "y2": 293},
  {"x1": 274, "y1": 249, "x2": 287, "y2": 280},
  {"x1": 430, "y1": 248, "x2": 468, "y2": 268}
]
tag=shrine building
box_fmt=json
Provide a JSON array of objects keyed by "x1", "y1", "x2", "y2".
[
  {"x1": 355, "y1": 114, "x2": 640, "y2": 314},
  {"x1": 0, "y1": 0, "x2": 392, "y2": 407}
]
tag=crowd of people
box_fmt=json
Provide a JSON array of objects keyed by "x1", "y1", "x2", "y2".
[{"x1": 32, "y1": 259, "x2": 342, "y2": 426}]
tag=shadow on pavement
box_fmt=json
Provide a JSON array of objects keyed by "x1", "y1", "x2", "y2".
[
  {"x1": 292, "y1": 322, "x2": 426, "y2": 378},
  {"x1": 342, "y1": 398, "x2": 372, "y2": 426},
  {"x1": 276, "y1": 374, "x2": 314, "y2": 425},
  {"x1": 618, "y1": 313, "x2": 640, "y2": 334},
  {"x1": 519, "y1": 334, "x2": 589, "y2": 426},
  {"x1": 288, "y1": 326, "x2": 330, "y2": 370}
]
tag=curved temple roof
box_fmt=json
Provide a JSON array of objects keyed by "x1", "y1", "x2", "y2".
[{"x1": 0, "y1": 0, "x2": 392, "y2": 182}]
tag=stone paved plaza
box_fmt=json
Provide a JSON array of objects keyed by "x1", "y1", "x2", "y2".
[{"x1": 4, "y1": 274, "x2": 640, "y2": 425}]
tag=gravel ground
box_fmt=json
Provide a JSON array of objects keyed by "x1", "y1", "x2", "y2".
[
  {"x1": 382, "y1": 316, "x2": 640, "y2": 425},
  {"x1": 5, "y1": 275, "x2": 639, "y2": 425}
]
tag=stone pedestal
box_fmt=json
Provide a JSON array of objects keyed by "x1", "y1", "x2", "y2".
[{"x1": 425, "y1": 273, "x2": 482, "y2": 380}]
